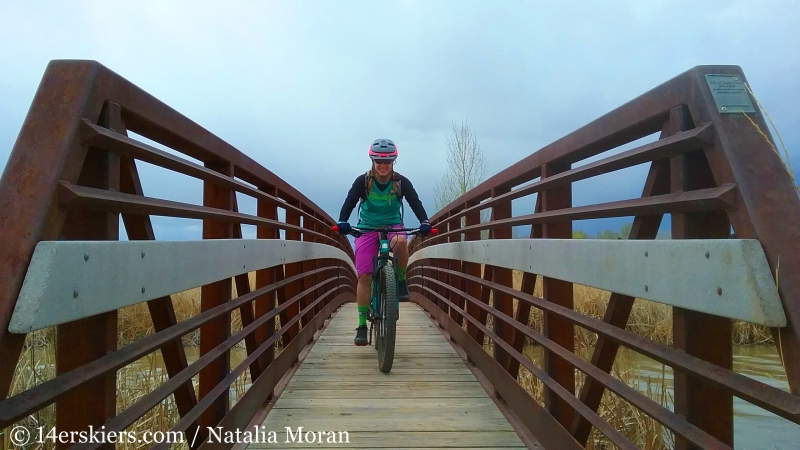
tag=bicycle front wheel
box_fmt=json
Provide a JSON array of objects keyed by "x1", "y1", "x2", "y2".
[{"x1": 376, "y1": 264, "x2": 397, "y2": 373}]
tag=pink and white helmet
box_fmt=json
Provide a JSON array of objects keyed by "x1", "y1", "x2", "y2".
[{"x1": 369, "y1": 139, "x2": 398, "y2": 161}]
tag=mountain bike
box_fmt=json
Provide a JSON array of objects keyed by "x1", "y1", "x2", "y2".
[{"x1": 332, "y1": 224, "x2": 437, "y2": 373}]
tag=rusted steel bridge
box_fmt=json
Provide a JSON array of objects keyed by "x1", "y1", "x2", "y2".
[{"x1": 1, "y1": 61, "x2": 799, "y2": 449}]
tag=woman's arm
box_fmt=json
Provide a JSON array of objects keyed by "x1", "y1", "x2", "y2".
[{"x1": 338, "y1": 174, "x2": 366, "y2": 222}]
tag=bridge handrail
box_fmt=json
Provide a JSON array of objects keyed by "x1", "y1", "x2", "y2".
[
  {"x1": 10, "y1": 239, "x2": 356, "y2": 333},
  {"x1": 409, "y1": 239, "x2": 784, "y2": 326},
  {"x1": 0, "y1": 60, "x2": 357, "y2": 446},
  {"x1": 409, "y1": 65, "x2": 800, "y2": 448}
]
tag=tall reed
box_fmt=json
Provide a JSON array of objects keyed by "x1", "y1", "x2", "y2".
[{"x1": 3, "y1": 273, "x2": 260, "y2": 449}]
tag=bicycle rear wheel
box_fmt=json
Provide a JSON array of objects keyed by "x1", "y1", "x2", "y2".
[{"x1": 376, "y1": 264, "x2": 397, "y2": 373}]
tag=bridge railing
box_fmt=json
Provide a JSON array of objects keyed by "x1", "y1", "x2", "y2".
[
  {"x1": 0, "y1": 60, "x2": 357, "y2": 448},
  {"x1": 408, "y1": 65, "x2": 800, "y2": 449}
]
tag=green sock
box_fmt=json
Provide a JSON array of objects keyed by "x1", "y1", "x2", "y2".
[
  {"x1": 358, "y1": 305, "x2": 368, "y2": 326},
  {"x1": 397, "y1": 267, "x2": 407, "y2": 281}
]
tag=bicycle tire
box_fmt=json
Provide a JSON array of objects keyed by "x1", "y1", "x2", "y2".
[{"x1": 376, "y1": 264, "x2": 397, "y2": 373}]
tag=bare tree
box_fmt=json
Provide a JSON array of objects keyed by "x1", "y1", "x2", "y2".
[{"x1": 433, "y1": 120, "x2": 487, "y2": 211}]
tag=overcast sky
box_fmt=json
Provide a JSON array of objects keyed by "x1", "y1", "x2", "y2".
[{"x1": 1, "y1": 1, "x2": 798, "y2": 239}]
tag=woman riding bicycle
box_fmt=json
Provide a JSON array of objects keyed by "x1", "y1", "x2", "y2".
[{"x1": 336, "y1": 139, "x2": 432, "y2": 346}]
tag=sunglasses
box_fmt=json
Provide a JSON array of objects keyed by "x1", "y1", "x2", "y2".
[{"x1": 374, "y1": 159, "x2": 394, "y2": 165}]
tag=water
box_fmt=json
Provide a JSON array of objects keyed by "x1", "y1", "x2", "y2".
[
  {"x1": 619, "y1": 345, "x2": 800, "y2": 449},
  {"x1": 126, "y1": 347, "x2": 251, "y2": 404}
]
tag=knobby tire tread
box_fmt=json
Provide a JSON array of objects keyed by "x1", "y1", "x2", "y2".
[{"x1": 377, "y1": 264, "x2": 397, "y2": 373}]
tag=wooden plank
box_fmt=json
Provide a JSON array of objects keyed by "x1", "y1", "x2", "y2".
[
  {"x1": 280, "y1": 387, "x2": 488, "y2": 399},
  {"x1": 301, "y1": 355, "x2": 464, "y2": 364},
  {"x1": 301, "y1": 355, "x2": 463, "y2": 364},
  {"x1": 273, "y1": 397, "x2": 498, "y2": 409},
  {"x1": 251, "y1": 302, "x2": 529, "y2": 449},
  {"x1": 291, "y1": 368, "x2": 473, "y2": 377},
  {"x1": 284, "y1": 380, "x2": 482, "y2": 390},
  {"x1": 248, "y1": 431, "x2": 525, "y2": 448},
  {"x1": 313, "y1": 342, "x2": 448, "y2": 347},
  {"x1": 261, "y1": 408, "x2": 512, "y2": 432},
  {"x1": 296, "y1": 347, "x2": 458, "y2": 355},
  {"x1": 318, "y1": 334, "x2": 442, "y2": 339},
  {"x1": 322, "y1": 326, "x2": 439, "y2": 330},
  {"x1": 287, "y1": 374, "x2": 479, "y2": 383}
]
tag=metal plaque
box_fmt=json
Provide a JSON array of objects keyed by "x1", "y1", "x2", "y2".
[{"x1": 705, "y1": 74, "x2": 756, "y2": 114}]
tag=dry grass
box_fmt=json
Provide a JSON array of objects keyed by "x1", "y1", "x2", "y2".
[
  {"x1": 3, "y1": 267, "x2": 775, "y2": 449},
  {"x1": 517, "y1": 347, "x2": 673, "y2": 450},
  {"x1": 4, "y1": 334, "x2": 253, "y2": 450},
  {"x1": 742, "y1": 83, "x2": 799, "y2": 199},
  {"x1": 117, "y1": 272, "x2": 255, "y2": 348},
  {"x1": 510, "y1": 270, "x2": 771, "y2": 346},
  {"x1": 3, "y1": 274, "x2": 262, "y2": 449},
  {"x1": 498, "y1": 269, "x2": 771, "y2": 448}
]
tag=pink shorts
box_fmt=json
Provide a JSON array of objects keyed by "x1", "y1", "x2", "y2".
[{"x1": 354, "y1": 224, "x2": 405, "y2": 277}]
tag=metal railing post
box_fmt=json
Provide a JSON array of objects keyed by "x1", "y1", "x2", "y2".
[
  {"x1": 447, "y1": 210, "x2": 465, "y2": 328},
  {"x1": 508, "y1": 194, "x2": 542, "y2": 380},
  {"x1": 55, "y1": 103, "x2": 120, "y2": 450},
  {"x1": 255, "y1": 184, "x2": 279, "y2": 394},
  {"x1": 463, "y1": 201, "x2": 483, "y2": 344},
  {"x1": 490, "y1": 187, "x2": 515, "y2": 374},
  {"x1": 199, "y1": 160, "x2": 234, "y2": 430},
  {"x1": 282, "y1": 199, "x2": 303, "y2": 345},
  {"x1": 541, "y1": 161, "x2": 575, "y2": 429},
  {"x1": 669, "y1": 106, "x2": 734, "y2": 449}
]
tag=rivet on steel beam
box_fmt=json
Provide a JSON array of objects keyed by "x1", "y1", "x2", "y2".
[
  {"x1": 84, "y1": 253, "x2": 89, "y2": 262},
  {"x1": 717, "y1": 287, "x2": 722, "y2": 296},
  {"x1": 141, "y1": 287, "x2": 146, "y2": 294},
  {"x1": 73, "y1": 289, "x2": 79, "y2": 298},
  {"x1": 644, "y1": 285, "x2": 649, "y2": 292},
  {"x1": 141, "y1": 251, "x2": 145, "y2": 258},
  {"x1": 706, "y1": 251, "x2": 710, "y2": 259},
  {"x1": 644, "y1": 251, "x2": 648, "y2": 257}
]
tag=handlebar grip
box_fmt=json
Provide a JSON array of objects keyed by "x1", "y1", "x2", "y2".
[
  {"x1": 430, "y1": 228, "x2": 439, "y2": 235},
  {"x1": 332, "y1": 225, "x2": 339, "y2": 232}
]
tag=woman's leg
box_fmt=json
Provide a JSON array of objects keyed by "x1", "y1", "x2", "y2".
[
  {"x1": 353, "y1": 232, "x2": 378, "y2": 345},
  {"x1": 357, "y1": 273, "x2": 372, "y2": 307},
  {"x1": 390, "y1": 234, "x2": 408, "y2": 268},
  {"x1": 390, "y1": 234, "x2": 410, "y2": 300}
]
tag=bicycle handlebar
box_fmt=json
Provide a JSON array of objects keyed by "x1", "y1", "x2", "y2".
[{"x1": 331, "y1": 224, "x2": 438, "y2": 238}]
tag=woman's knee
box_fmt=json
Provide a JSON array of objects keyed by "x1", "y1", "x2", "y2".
[{"x1": 391, "y1": 235, "x2": 408, "y2": 248}]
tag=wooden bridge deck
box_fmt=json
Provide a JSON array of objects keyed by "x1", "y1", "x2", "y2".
[{"x1": 250, "y1": 302, "x2": 530, "y2": 449}]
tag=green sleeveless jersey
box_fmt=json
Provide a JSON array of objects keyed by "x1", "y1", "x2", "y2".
[{"x1": 358, "y1": 180, "x2": 402, "y2": 228}]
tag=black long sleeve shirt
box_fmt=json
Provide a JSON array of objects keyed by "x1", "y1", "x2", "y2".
[{"x1": 338, "y1": 173, "x2": 429, "y2": 224}]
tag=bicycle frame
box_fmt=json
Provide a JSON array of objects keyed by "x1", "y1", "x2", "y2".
[
  {"x1": 369, "y1": 228, "x2": 400, "y2": 325},
  {"x1": 330, "y1": 222, "x2": 438, "y2": 333}
]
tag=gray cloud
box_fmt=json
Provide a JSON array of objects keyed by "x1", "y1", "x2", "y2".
[{"x1": 1, "y1": 1, "x2": 798, "y2": 239}]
